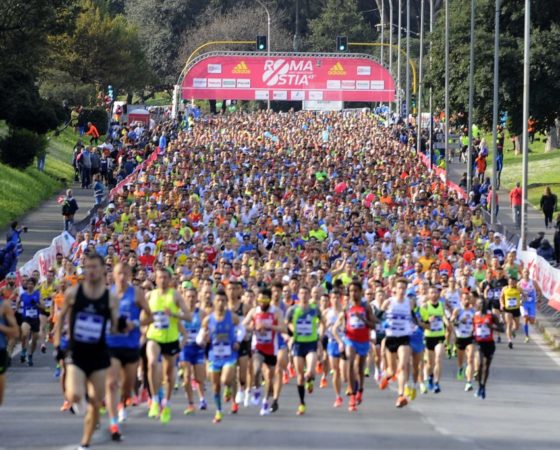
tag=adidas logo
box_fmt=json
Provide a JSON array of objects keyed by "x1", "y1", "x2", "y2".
[
  {"x1": 232, "y1": 61, "x2": 250, "y2": 74},
  {"x1": 328, "y1": 62, "x2": 346, "y2": 75}
]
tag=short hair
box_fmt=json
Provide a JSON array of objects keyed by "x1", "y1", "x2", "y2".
[{"x1": 85, "y1": 252, "x2": 105, "y2": 267}]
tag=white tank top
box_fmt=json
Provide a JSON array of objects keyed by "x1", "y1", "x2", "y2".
[
  {"x1": 445, "y1": 289, "x2": 461, "y2": 311},
  {"x1": 385, "y1": 297, "x2": 412, "y2": 337},
  {"x1": 455, "y1": 307, "x2": 474, "y2": 338},
  {"x1": 326, "y1": 307, "x2": 344, "y2": 341}
]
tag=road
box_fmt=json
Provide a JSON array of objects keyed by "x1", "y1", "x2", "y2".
[{"x1": 1, "y1": 332, "x2": 559, "y2": 450}]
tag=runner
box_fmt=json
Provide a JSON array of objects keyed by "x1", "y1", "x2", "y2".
[
  {"x1": 333, "y1": 281, "x2": 375, "y2": 411},
  {"x1": 441, "y1": 277, "x2": 461, "y2": 358},
  {"x1": 484, "y1": 266, "x2": 507, "y2": 343},
  {"x1": 407, "y1": 290, "x2": 425, "y2": 400},
  {"x1": 0, "y1": 290, "x2": 18, "y2": 405},
  {"x1": 179, "y1": 287, "x2": 207, "y2": 415},
  {"x1": 519, "y1": 268, "x2": 539, "y2": 343},
  {"x1": 53, "y1": 253, "x2": 121, "y2": 450},
  {"x1": 105, "y1": 263, "x2": 151, "y2": 440},
  {"x1": 325, "y1": 289, "x2": 346, "y2": 407},
  {"x1": 270, "y1": 281, "x2": 289, "y2": 412},
  {"x1": 145, "y1": 267, "x2": 190, "y2": 423},
  {"x1": 419, "y1": 285, "x2": 448, "y2": 393},
  {"x1": 197, "y1": 289, "x2": 243, "y2": 423},
  {"x1": 500, "y1": 276, "x2": 524, "y2": 349},
  {"x1": 286, "y1": 285, "x2": 326, "y2": 415},
  {"x1": 379, "y1": 278, "x2": 415, "y2": 408},
  {"x1": 243, "y1": 286, "x2": 286, "y2": 416},
  {"x1": 17, "y1": 277, "x2": 43, "y2": 366},
  {"x1": 451, "y1": 289, "x2": 476, "y2": 391},
  {"x1": 39, "y1": 268, "x2": 57, "y2": 353},
  {"x1": 2, "y1": 272, "x2": 20, "y2": 363}
]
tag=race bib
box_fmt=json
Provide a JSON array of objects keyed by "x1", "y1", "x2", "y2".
[
  {"x1": 213, "y1": 342, "x2": 232, "y2": 358},
  {"x1": 430, "y1": 317, "x2": 444, "y2": 332},
  {"x1": 74, "y1": 312, "x2": 104, "y2": 343},
  {"x1": 26, "y1": 309, "x2": 38, "y2": 318},
  {"x1": 153, "y1": 311, "x2": 170, "y2": 329},
  {"x1": 186, "y1": 329, "x2": 197, "y2": 345},
  {"x1": 349, "y1": 314, "x2": 365, "y2": 329},
  {"x1": 43, "y1": 298, "x2": 53, "y2": 309},
  {"x1": 475, "y1": 324, "x2": 490, "y2": 339},
  {"x1": 507, "y1": 297, "x2": 518, "y2": 309},
  {"x1": 296, "y1": 319, "x2": 312, "y2": 336}
]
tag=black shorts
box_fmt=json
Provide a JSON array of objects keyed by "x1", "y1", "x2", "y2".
[
  {"x1": 385, "y1": 336, "x2": 410, "y2": 353},
  {"x1": 477, "y1": 340, "x2": 496, "y2": 358},
  {"x1": 292, "y1": 340, "x2": 318, "y2": 358},
  {"x1": 67, "y1": 350, "x2": 111, "y2": 378},
  {"x1": 425, "y1": 336, "x2": 445, "y2": 351},
  {"x1": 256, "y1": 350, "x2": 277, "y2": 367},
  {"x1": 504, "y1": 308, "x2": 521, "y2": 318},
  {"x1": 455, "y1": 337, "x2": 474, "y2": 351},
  {"x1": 15, "y1": 312, "x2": 23, "y2": 327},
  {"x1": 321, "y1": 335, "x2": 329, "y2": 351},
  {"x1": 489, "y1": 299, "x2": 501, "y2": 311},
  {"x1": 238, "y1": 340, "x2": 252, "y2": 358},
  {"x1": 109, "y1": 347, "x2": 140, "y2": 366},
  {"x1": 22, "y1": 317, "x2": 40, "y2": 333},
  {"x1": 40, "y1": 310, "x2": 50, "y2": 317},
  {"x1": 0, "y1": 348, "x2": 8, "y2": 375},
  {"x1": 154, "y1": 340, "x2": 180, "y2": 357}
]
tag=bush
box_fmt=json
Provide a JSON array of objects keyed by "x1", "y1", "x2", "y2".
[
  {"x1": 77, "y1": 108, "x2": 109, "y2": 136},
  {"x1": 0, "y1": 128, "x2": 48, "y2": 169}
]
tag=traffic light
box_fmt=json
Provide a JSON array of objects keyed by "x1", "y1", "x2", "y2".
[
  {"x1": 256, "y1": 35, "x2": 267, "y2": 51},
  {"x1": 107, "y1": 85, "x2": 114, "y2": 101},
  {"x1": 336, "y1": 36, "x2": 348, "y2": 52},
  {"x1": 411, "y1": 94, "x2": 417, "y2": 109}
]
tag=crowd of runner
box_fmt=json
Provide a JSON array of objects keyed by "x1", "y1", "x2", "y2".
[{"x1": 0, "y1": 110, "x2": 541, "y2": 450}]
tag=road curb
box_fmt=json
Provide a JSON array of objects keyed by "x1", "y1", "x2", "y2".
[{"x1": 535, "y1": 315, "x2": 560, "y2": 349}]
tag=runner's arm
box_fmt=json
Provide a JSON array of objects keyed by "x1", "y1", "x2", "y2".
[
  {"x1": 53, "y1": 286, "x2": 76, "y2": 347},
  {"x1": 0, "y1": 302, "x2": 18, "y2": 338},
  {"x1": 135, "y1": 287, "x2": 152, "y2": 326}
]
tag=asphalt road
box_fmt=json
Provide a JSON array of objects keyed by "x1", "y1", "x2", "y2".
[{"x1": 1, "y1": 331, "x2": 560, "y2": 450}]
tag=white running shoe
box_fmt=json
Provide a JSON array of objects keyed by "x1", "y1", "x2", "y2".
[
  {"x1": 260, "y1": 401, "x2": 270, "y2": 416},
  {"x1": 251, "y1": 388, "x2": 261, "y2": 406},
  {"x1": 118, "y1": 407, "x2": 127, "y2": 423},
  {"x1": 243, "y1": 389, "x2": 251, "y2": 408},
  {"x1": 235, "y1": 390, "x2": 244, "y2": 405}
]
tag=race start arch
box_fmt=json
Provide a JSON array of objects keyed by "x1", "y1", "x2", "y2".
[{"x1": 179, "y1": 51, "x2": 395, "y2": 103}]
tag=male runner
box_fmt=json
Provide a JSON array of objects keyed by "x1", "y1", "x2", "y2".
[
  {"x1": 53, "y1": 253, "x2": 121, "y2": 450},
  {"x1": 197, "y1": 290, "x2": 243, "y2": 423},
  {"x1": 39, "y1": 268, "x2": 57, "y2": 353},
  {"x1": 227, "y1": 281, "x2": 249, "y2": 412},
  {"x1": 519, "y1": 269, "x2": 539, "y2": 342},
  {"x1": 0, "y1": 293, "x2": 18, "y2": 405},
  {"x1": 286, "y1": 285, "x2": 326, "y2": 415},
  {"x1": 106, "y1": 263, "x2": 151, "y2": 440},
  {"x1": 17, "y1": 278, "x2": 43, "y2": 366},
  {"x1": 270, "y1": 281, "x2": 289, "y2": 412},
  {"x1": 326, "y1": 290, "x2": 346, "y2": 407},
  {"x1": 146, "y1": 267, "x2": 190, "y2": 423},
  {"x1": 500, "y1": 276, "x2": 523, "y2": 349},
  {"x1": 451, "y1": 289, "x2": 475, "y2": 391}
]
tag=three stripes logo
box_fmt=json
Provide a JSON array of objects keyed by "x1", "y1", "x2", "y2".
[
  {"x1": 328, "y1": 62, "x2": 346, "y2": 75},
  {"x1": 232, "y1": 61, "x2": 250, "y2": 74}
]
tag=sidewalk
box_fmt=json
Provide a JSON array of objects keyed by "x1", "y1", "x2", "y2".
[
  {"x1": 448, "y1": 159, "x2": 553, "y2": 244},
  {"x1": 2, "y1": 184, "x2": 95, "y2": 267}
]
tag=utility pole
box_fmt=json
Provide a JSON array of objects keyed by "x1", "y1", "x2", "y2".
[
  {"x1": 429, "y1": 0, "x2": 434, "y2": 169},
  {"x1": 380, "y1": 0, "x2": 385, "y2": 65},
  {"x1": 389, "y1": 0, "x2": 393, "y2": 115},
  {"x1": 521, "y1": 0, "x2": 530, "y2": 249},
  {"x1": 417, "y1": 0, "x2": 424, "y2": 155},
  {"x1": 406, "y1": 0, "x2": 411, "y2": 122},
  {"x1": 397, "y1": 0, "x2": 402, "y2": 116},
  {"x1": 444, "y1": 0, "x2": 449, "y2": 182},
  {"x1": 294, "y1": 0, "x2": 300, "y2": 51},
  {"x1": 490, "y1": 0, "x2": 500, "y2": 225},
  {"x1": 467, "y1": 0, "x2": 476, "y2": 194}
]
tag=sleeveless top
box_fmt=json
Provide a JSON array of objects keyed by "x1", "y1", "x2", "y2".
[
  {"x1": 385, "y1": 297, "x2": 412, "y2": 338},
  {"x1": 107, "y1": 285, "x2": 141, "y2": 349},
  {"x1": 208, "y1": 310, "x2": 235, "y2": 360}
]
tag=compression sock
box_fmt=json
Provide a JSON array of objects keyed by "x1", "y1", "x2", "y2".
[
  {"x1": 524, "y1": 323, "x2": 529, "y2": 337},
  {"x1": 297, "y1": 384, "x2": 305, "y2": 405},
  {"x1": 214, "y1": 393, "x2": 222, "y2": 412}
]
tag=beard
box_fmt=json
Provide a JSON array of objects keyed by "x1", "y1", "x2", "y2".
[{"x1": 260, "y1": 303, "x2": 270, "y2": 312}]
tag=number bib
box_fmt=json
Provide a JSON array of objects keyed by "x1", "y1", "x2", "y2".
[
  {"x1": 213, "y1": 342, "x2": 232, "y2": 358},
  {"x1": 25, "y1": 308, "x2": 38, "y2": 318},
  {"x1": 430, "y1": 317, "x2": 444, "y2": 332},
  {"x1": 153, "y1": 311, "x2": 170, "y2": 329},
  {"x1": 475, "y1": 324, "x2": 490, "y2": 339},
  {"x1": 296, "y1": 319, "x2": 312, "y2": 336},
  {"x1": 186, "y1": 329, "x2": 197, "y2": 345},
  {"x1": 506, "y1": 297, "x2": 518, "y2": 309},
  {"x1": 43, "y1": 298, "x2": 53, "y2": 309},
  {"x1": 74, "y1": 312, "x2": 104, "y2": 343},
  {"x1": 349, "y1": 314, "x2": 365, "y2": 329}
]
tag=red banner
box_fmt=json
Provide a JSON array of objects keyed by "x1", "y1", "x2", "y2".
[{"x1": 182, "y1": 54, "x2": 395, "y2": 102}]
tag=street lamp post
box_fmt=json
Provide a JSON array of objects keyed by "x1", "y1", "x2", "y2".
[
  {"x1": 417, "y1": 0, "x2": 424, "y2": 155},
  {"x1": 397, "y1": 0, "x2": 402, "y2": 117},
  {"x1": 490, "y1": 0, "x2": 500, "y2": 225},
  {"x1": 429, "y1": 0, "x2": 434, "y2": 169},
  {"x1": 521, "y1": 0, "x2": 531, "y2": 249},
  {"x1": 380, "y1": 0, "x2": 385, "y2": 65},
  {"x1": 467, "y1": 0, "x2": 476, "y2": 194},
  {"x1": 256, "y1": 0, "x2": 271, "y2": 110},
  {"x1": 444, "y1": 0, "x2": 449, "y2": 182},
  {"x1": 406, "y1": 0, "x2": 411, "y2": 122},
  {"x1": 389, "y1": 0, "x2": 393, "y2": 114}
]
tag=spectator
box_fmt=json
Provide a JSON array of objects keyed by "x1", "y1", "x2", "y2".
[
  {"x1": 509, "y1": 182, "x2": 522, "y2": 228},
  {"x1": 537, "y1": 239, "x2": 555, "y2": 263},
  {"x1": 72, "y1": 140, "x2": 83, "y2": 182},
  {"x1": 539, "y1": 186, "x2": 557, "y2": 229},
  {"x1": 79, "y1": 146, "x2": 92, "y2": 188},
  {"x1": 92, "y1": 174, "x2": 105, "y2": 205},
  {"x1": 554, "y1": 228, "x2": 560, "y2": 265},
  {"x1": 528, "y1": 116, "x2": 536, "y2": 144},
  {"x1": 85, "y1": 121, "x2": 100, "y2": 145},
  {"x1": 529, "y1": 231, "x2": 545, "y2": 250},
  {"x1": 6, "y1": 221, "x2": 26, "y2": 257},
  {"x1": 61, "y1": 189, "x2": 79, "y2": 231}
]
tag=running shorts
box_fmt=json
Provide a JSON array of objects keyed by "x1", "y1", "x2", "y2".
[
  {"x1": 409, "y1": 333, "x2": 425, "y2": 354},
  {"x1": 238, "y1": 340, "x2": 252, "y2": 358},
  {"x1": 385, "y1": 335, "x2": 410, "y2": 353},
  {"x1": 344, "y1": 337, "x2": 370, "y2": 357},
  {"x1": 208, "y1": 356, "x2": 237, "y2": 372},
  {"x1": 326, "y1": 340, "x2": 347, "y2": 360},
  {"x1": 424, "y1": 336, "x2": 445, "y2": 351},
  {"x1": 22, "y1": 317, "x2": 40, "y2": 333},
  {"x1": 503, "y1": 307, "x2": 521, "y2": 318},
  {"x1": 291, "y1": 340, "x2": 318, "y2": 358},
  {"x1": 255, "y1": 350, "x2": 277, "y2": 367},
  {"x1": 180, "y1": 345, "x2": 205, "y2": 366},
  {"x1": 477, "y1": 340, "x2": 496, "y2": 358},
  {"x1": 521, "y1": 302, "x2": 536, "y2": 318},
  {"x1": 67, "y1": 350, "x2": 111, "y2": 377},
  {"x1": 0, "y1": 348, "x2": 8, "y2": 375},
  {"x1": 151, "y1": 340, "x2": 180, "y2": 357},
  {"x1": 109, "y1": 347, "x2": 140, "y2": 366},
  {"x1": 455, "y1": 337, "x2": 474, "y2": 351}
]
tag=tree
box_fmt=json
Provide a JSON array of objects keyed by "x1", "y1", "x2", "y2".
[{"x1": 308, "y1": 0, "x2": 373, "y2": 52}]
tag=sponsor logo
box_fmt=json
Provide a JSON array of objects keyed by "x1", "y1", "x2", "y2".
[
  {"x1": 328, "y1": 62, "x2": 346, "y2": 75},
  {"x1": 262, "y1": 59, "x2": 314, "y2": 87},
  {"x1": 232, "y1": 61, "x2": 250, "y2": 74},
  {"x1": 357, "y1": 66, "x2": 371, "y2": 76},
  {"x1": 208, "y1": 64, "x2": 222, "y2": 74}
]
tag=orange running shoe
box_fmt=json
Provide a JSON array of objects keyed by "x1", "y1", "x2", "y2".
[
  {"x1": 316, "y1": 362, "x2": 323, "y2": 374},
  {"x1": 396, "y1": 396, "x2": 408, "y2": 408},
  {"x1": 283, "y1": 371, "x2": 290, "y2": 385},
  {"x1": 333, "y1": 396, "x2": 343, "y2": 408},
  {"x1": 356, "y1": 390, "x2": 363, "y2": 405},
  {"x1": 319, "y1": 377, "x2": 327, "y2": 389},
  {"x1": 288, "y1": 365, "x2": 296, "y2": 379},
  {"x1": 379, "y1": 376, "x2": 389, "y2": 391},
  {"x1": 348, "y1": 395, "x2": 357, "y2": 412},
  {"x1": 231, "y1": 402, "x2": 239, "y2": 414}
]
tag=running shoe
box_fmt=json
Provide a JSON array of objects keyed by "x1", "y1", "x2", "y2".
[
  {"x1": 480, "y1": 386, "x2": 486, "y2": 399},
  {"x1": 296, "y1": 404, "x2": 306, "y2": 416},
  {"x1": 243, "y1": 389, "x2": 251, "y2": 408},
  {"x1": 60, "y1": 400, "x2": 71, "y2": 412},
  {"x1": 404, "y1": 385, "x2": 411, "y2": 398},
  {"x1": 27, "y1": 354, "x2": 33, "y2": 367},
  {"x1": 395, "y1": 395, "x2": 408, "y2": 408},
  {"x1": 306, "y1": 379, "x2": 314, "y2": 394},
  {"x1": 140, "y1": 389, "x2": 149, "y2": 404},
  {"x1": 130, "y1": 395, "x2": 139, "y2": 407},
  {"x1": 364, "y1": 367, "x2": 370, "y2": 378},
  {"x1": 224, "y1": 386, "x2": 232, "y2": 402},
  {"x1": 524, "y1": 336, "x2": 530, "y2": 343},
  {"x1": 213, "y1": 410, "x2": 223, "y2": 424},
  {"x1": 333, "y1": 396, "x2": 343, "y2": 408},
  {"x1": 77, "y1": 445, "x2": 90, "y2": 450},
  {"x1": 282, "y1": 371, "x2": 290, "y2": 385},
  {"x1": 348, "y1": 395, "x2": 357, "y2": 412},
  {"x1": 379, "y1": 376, "x2": 389, "y2": 391},
  {"x1": 474, "y1": 387, "x2": 482, "y2": 398},
  {"x1": 184, "y1": 404, "x2": 195, "y2": 415},
  {"x1": 427, "y1": 375, "x2": 434, "y2": 391},
  {"x1": 434, "y1": 382, "x2": 441, "y2": 394},
  {"x1": 54, "y1": 364, "x2": 61, "y2": 379},
  {"x1": 456, "y1": 367, "x2": 465, "y2": 381},
  {"x1": 99, "y1": 405, "x2": 107, "y2": 416},
  {"x1": 260, "y1": 401, "x2": 270, "y2": 416},
  {"x1": 319, "y1": 376, "x2": 327, "y2": 389},
  {"x1": 20, "y1": 351, "x2": 26, "y2": 364},
  {"x1": 409, "y1": 387, "x2": 417, "y2": 401},
  {"x1": 508, "y1": 342, "x2": 513, "y2": 349},
  {"x1": 199, "y1": 398, "x2": 207, "y2": 410},
  {"x1": 288, "y1": 365, "x2": 296, "y2": 379},
  {"x1": 41, "y1": 344, "x2": 47, "y2": 354},
  {"x1": 464, "y1": 382, "x2": 473, "y2": 392},
  {"x1": 118, "y1": 406, "x2": 127, "y2": 423},
  {"x1": 231, "y1": 402, "x2": 239, "y2": 414},
  {"x1": 356, "y1": 390, "x2": 363, "y2": 405},
  {"x1": 497, "y1": 335, "x2": 501, "y2": 343},
  {"x1": 109, "y1": 424, "x2": 121, "y2": 441},
  {"x1": 270, "y1": 399, "x2": 279, "y2": 413},
  {"x1": 235, "y1": 390, "x2": 243, "y2": 404},
  {"x1": 316, "y1": 362, "x2": 323, "y2": 374},
  {"x1": 251, "y1": 388, "x2": 261, "y2": 406},
  {"x1": 419, "y1": 382, "x2": 428, "y2": 394},
  {"x1": 148, "y1": 401, "x2": 160, "y2": 418},
  {"x1": 160, "y1": 406, "x2": 171, "y2": 424}
]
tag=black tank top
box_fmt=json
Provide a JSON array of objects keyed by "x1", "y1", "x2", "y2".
[{"x1": 69, "y1": 284, "x2": 111, "y2": 352}]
